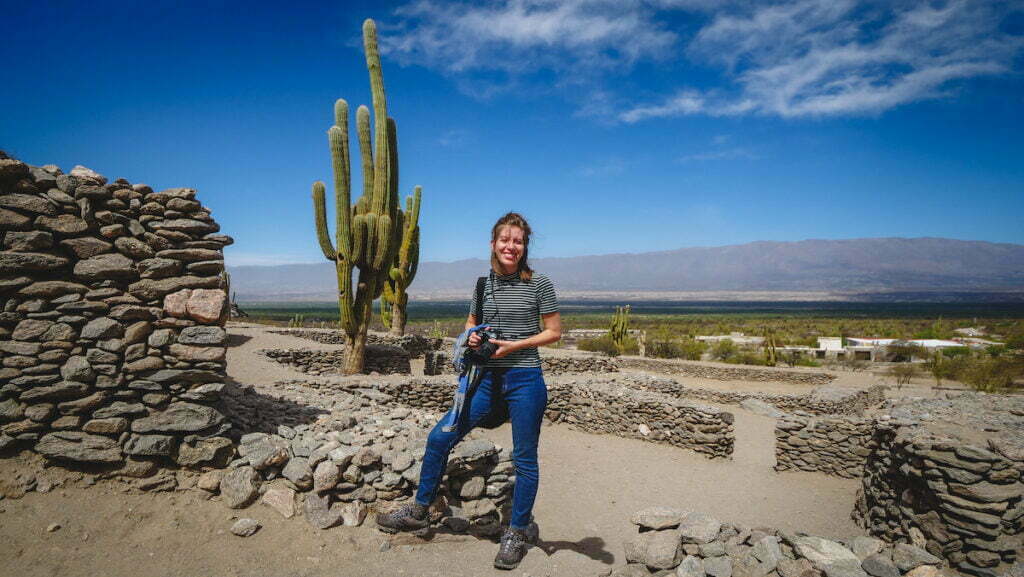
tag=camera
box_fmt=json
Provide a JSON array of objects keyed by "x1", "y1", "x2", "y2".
[{"x1": 464, "y1": 327, "x2": 500, "y2": 365}]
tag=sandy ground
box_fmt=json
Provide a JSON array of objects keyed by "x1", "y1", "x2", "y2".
[{"x1": 0, "y1": 324, "x2": 867, "y2": 577}]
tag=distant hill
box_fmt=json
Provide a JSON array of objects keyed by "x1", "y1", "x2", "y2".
[{"x1": 228, "y1": 237, "x2": 1024, "y2": 302}]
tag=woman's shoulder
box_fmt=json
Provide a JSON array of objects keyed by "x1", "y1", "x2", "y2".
[{"x1": 530, "y1": 272, "x2": 554, "y2": 287}]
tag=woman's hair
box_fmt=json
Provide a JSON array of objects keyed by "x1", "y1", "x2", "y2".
[{"x1": 490, "y1": 212, "x2": 534, "y2": 282}]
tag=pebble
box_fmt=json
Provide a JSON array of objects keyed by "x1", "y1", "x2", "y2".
[{"x1": 230, "y1": 518, "x2": 261, "y2": 537}]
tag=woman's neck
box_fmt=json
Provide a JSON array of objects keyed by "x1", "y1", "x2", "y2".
[{"x1": 494, "y1": 264, "x2": 519, "y2": 276}]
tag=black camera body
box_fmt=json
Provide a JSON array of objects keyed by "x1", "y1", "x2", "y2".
[{"x1": 464, "y1": 327, "x2": 500, "y2": 366}]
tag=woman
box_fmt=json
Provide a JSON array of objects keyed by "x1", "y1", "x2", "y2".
[{"x1": 377, "y1": 212, "x2": 561, "y2": 570}]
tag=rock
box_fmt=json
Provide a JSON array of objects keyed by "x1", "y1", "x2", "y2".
[
  {"x1": 35, "y1": 215, "x2": 88, "y2": 235},
  {"x1": 778, "y1": 558, "x2": 818, "y2": 577},
  {"x1": 740, "y1": 399, "x2": 784, "y2": 418},
  {"x1": 114, "y1": 237, "x2": 154, "y2": 259},
  {"x1": 197, "y1": 470, "x2": 223, "y2": 493},
  {"x1": 186, "y1": 288, "x2": 227, "y2": 324},
  {"x1": 459, "y1": 476, "x2": 485, "y2": 499},
  {"x1": 632, "y1": 506, "x2": 687, "y2": 530},
  {"x1": 81, "y1": 317, "x2": 123, "y2": 339},
  {"x1": 704, "y1": 555, "x2": 733, "y2": 577},
  {"x1": 0, "y1": 194, "x2": 57, "y2": 215},
  {"x1": 123, "y1": 434, "x2": 177, "y2": 457},
  {"x1": 891, "y1": 544, "x2": 940, "y2": 572},
  {"x1": 261, "y1": 485, "x2": 297, "y2": 518},
  {"x1": 678, "y1": 511, "x2": 721, "y2": 544},
  {"x1": 904, "y1": 567, "x2": 940, "y2": 577},
  {"x1": 130, "y1": 402, "x2": 225, "y2": 434},
  {"x1": 341, "y1": 500, "x2": 368, "y2": 527},
  {"x1": 176, "y1": 437, "x2": 233, "y2": 467},
  {"x1": 282, "y1": 457, "x2": 313, "y2": 490},
  {"x1": 163, "y1": 289, "x2": 190, "y2": 318},
  {"x1": 677, "y1": 555, "x2": 704, "y2": 577},
  {"x1": 752, "y1": 536, "x2": 783, "y2": 572},
  {"x1": 625, "y1": 530, "x2": 683, "y2": 570},
  {"x1": 0, "y1": 398, "x2": 25, "y2": 422},
  {"x1": 304, "y1": 491, "x2": 343, "y2": 529},
  {"x1": 17, "y1": 280, "x2": 90, "y2": 298},
  {"x1": 849, "y1": 537, "x2": 884, "y2": 561},
  {"x1": 230, "y1": 518, "x2": 260, "y2": 537},
  {"x1": 177, "y1": 326, "x2": 227, "y2": 345},
  {"x1": 60, "y1": 356, "x2": 95, "y2": 383},
  {"x1": 73, "y1": 253, "x2": 137, "y2": 281},
  {"x1": 0, "y1": 250, "x2": 70, "y2": 272},
  {"x1": 246, "y1": 440, "x2": 290, "y2": 470},
  {"x1": 60, "y1": 237, "x2": 113, "y2": 259},
  {"x1": 700, "y1": 541, "x2": 727, "y2": 558},
  {"x1": 36, "y1": 431, "x2": 123, "y2": 464},
  {"x1": 168, "y1": 343, "x2": 225, "y2": 362},
  {"x1": 12, "y1": 319, "x2": 54, "y2": 341},
  {"x1": 83, "y1": 417, "x2": 128, "y2": 435},
  {"x1": 948, "y1": 481, "x2": 1023, "y2": 504},
  {"x1": 138, "y1": 258, "x2": 181, "y2": 279},
  {"x1": 47, "y1": 523, "x2": 61, "y2": 533},
  {"x1": 313, "y1": 460, "x2": 341, "y2": 492},
  {"x1": 860, "y1": 554, "x2": 899, "y2": 577},
  {"x1": 70, "y1": 165, "x2": 107, "y2": 185},
  {"x1": 0, "y1": 208, "x2": 31, "y2": 230},
  {"x1": 128, "y1": 275, "x2": 221, "y2": 301},
  {"x1": 793, "y1": 536, "x2": 866, "y2": 577},
  {"x1": 20, "y1": 381, "x2": 89, "y2": 402},
  {"x1": 136, "y1": 474, "x2": 177, "y2": 492},
  {"x1": 221, "y1": 466, "x2": 261, "y2": 509}
]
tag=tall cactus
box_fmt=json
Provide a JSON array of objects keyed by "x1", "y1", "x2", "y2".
[
  {"x1": 610, "y1": 305, "x2": 631, "y2": 352},
  {"x1": 312, "y1": 18, "x2": 410, "y2": 374},
  {"x1": 381, "y1": 186, "x2": 421, "y2": 335}
]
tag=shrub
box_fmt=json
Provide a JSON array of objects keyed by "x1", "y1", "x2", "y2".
[
  {"x1": 887, "y1": 363, "x2": 919, "y2": 389},
  {"x1": 710, "y1": 339, "x2": 738, "y2": 362},
  {"x1": 577, "y1": 334, "x2": 637, "y2": 357},
  {"x1": 648, "y1": 339, "x2": 706, "y2": 360}
]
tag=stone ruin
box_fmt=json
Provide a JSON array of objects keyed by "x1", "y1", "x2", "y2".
[
  {"x1": 0, "y1": 153, "x2": 233, "y2": 473},
  {"x1": 613, "y1": 506, "x2": 950, "y2": 577}
]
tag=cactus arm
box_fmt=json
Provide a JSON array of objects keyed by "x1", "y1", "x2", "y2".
[
  {"x1": 312, "y1": 181, "x2": 336, "y2": 260},
  {"x1": 330, "y1": 102, "x2": 352, "y2": 261},
  {"x1": 364, "y1": 19, "x2": 392, "y2": 217},
  {"x1": 357, "y1": 105, "x2": 373, "y2": 200}
]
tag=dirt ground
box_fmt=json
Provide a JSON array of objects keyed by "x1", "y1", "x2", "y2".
[{"x1": 0, "y1": 324, "x2": 870, "y2": 577}]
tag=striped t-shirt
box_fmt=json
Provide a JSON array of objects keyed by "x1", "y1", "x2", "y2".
[{"x1": 468, "y1": 270, "x2": 559, "y2": 368}]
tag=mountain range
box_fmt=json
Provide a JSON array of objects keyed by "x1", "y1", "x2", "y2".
[{"x1": 228, "y1": 237, "x2": 1024, "y2": 302}]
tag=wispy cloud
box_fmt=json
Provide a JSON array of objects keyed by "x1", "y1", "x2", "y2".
[
  {"x1": 623, "y1": 0, "x2": 1023, "y2": 120},
  {"x1": 383, "y1": 0, "x2": 1023, "y2": 120},
  {"x1": 437, "y1": 128, "x2": 473, "y2": 148},
  {"x1": 575, "y1": 157, "x2": 627, "y2": 177}
]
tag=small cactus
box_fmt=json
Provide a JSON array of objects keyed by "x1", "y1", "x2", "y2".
[
  {"x1": 381, "y1": 186, "x2": 421, "y2": 335},
  {"x1": 610, "y1": 305, "x2": 631, "y2": 352}
]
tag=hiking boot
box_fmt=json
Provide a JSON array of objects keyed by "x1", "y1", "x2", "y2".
[
  {"x1": 376, "y1": 502, "x2": 429, "y2": 534},
  {"x1": 493, "y1": 526, "x2": 534, "y2": 570}
]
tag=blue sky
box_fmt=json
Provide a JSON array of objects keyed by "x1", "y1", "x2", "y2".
[{"x1": 2, "y1": 0, "x2": 1022, "y2": 266}]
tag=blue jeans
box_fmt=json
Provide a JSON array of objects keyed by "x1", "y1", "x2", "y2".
[{"x1": 415, "y1": 367, "x2": 547, "y2": 530}]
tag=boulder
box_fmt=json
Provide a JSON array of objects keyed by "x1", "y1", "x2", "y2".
[
  {"x1": 186, "y1": 288, "x2": 227, "y2": 324},
  {"x1": 221, "y1": 466, "x2": 261, "y2": 509},
  {"x1": 793, "y1": 536, "x2": 866, "y2": 577},
  {"x1": 130, "y1": 402, "x2": 225, "y2": 434},
  {"x1": 624, "y1": 530, "x2": 683, "y2": 570},
  {"x1": 632, "y1": 507, "x2": 687, "y2": 530},
  {"x1": 175, "y1": 436, "x2": 233, "y2": 467},
  {"x1": 73, "y1": 253, "x2": 137, "y2": 281}
]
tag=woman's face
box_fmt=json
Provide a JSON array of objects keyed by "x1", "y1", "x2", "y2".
[{"x1": 492, "y1": 225, "x2": 525, "y2": 272}]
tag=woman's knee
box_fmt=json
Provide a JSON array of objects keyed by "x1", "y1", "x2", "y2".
[{"x1": 425, "y1": 427, "x2": 457, "y2": 453}]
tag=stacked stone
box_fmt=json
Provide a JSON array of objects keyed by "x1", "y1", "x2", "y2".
[
  {"x1": 0, "y1": 154, "x2": 232, "y2": 473},
  {"x1": 421, "y1": 350, "x2": 620, "y2": 377},
  {"x1": 546, "y1": 379, "x2": 734, "y2": 459},
  {"x1": 270, "y1": 329, "x2": 441, "y2": 359},
  {"x1": 614, "y1": 506, "x2": 951, "y2": 577},
  {"x1": 774, "y1": 413, "x2": 876, "y2": 478},
  {"x1": 204, "y1": 391, "x2": 514, "y2": 536},
  {"x1": 619, "y1": 357, "x2": 835, "y2": 386},
  {"x1": 260, "y1": 345, "x2": 412, "y2": 375},
  {"x1": 626, "y1": 376, "x2": 885, "y2": 416},
  {"x1": 854, "y1": 422, "x2": 1023, "y2": 577}
]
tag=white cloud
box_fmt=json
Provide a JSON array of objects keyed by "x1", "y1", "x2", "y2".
[
  {"x1": 384, "y1": 0, "x2": 1023, "y2": 120},
  {"x1": 623, "y1": 0, "x2": 1023, "y2": 120}
]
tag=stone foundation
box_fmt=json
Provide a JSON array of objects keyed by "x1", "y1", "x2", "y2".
[
  {"x1": 774, "y1": 413, "x2": 876, "y2": 478},
  {"x1": 618, "y1": 356, "x2": 836, "y2": 386},
  {"x1": 260, "y1": 346, "x2": 412, "y2": 375},
  {"x1": 0, "y1": 155, "x2": 232, "y2": 473},
  {"x1": 269, "y1": 329, "x2": 441, "y2": 358}
]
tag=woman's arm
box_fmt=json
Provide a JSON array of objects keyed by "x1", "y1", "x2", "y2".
[{"x1": 490, "y1": 311, "x2": 561, "y2": 359}]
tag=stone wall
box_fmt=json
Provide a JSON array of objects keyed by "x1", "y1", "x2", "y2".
[
  {"x1": 312, "y1": 376, "x2": 734, "y2": 459},
  {"x1": 270, "y1": 329, "x2": 440, "y2": 359},
  {"x1": 260, "y1": 346, "x2": 412, "y2": 375},
  {"x1": 612, "y1": 506, "x2": 952, "y2": 577},
  {"x1": 625, "y1": 375, "x2": 886, "y2": 416},
  {"x1": 853, "y1": 422, "x2": 1023, "y2": 577},
  {"x1": 420, "y1": 350, "x2": 620, "y2": 376},
  {"x1": 774, "y1": 413, "x2": 876, "y2": 478},
  {"x1": 618, "y1": 356, "x2": 836, "y2": 386},
  {"x1": 0, "y1": 155, "x2": 233, "y2": 473}
]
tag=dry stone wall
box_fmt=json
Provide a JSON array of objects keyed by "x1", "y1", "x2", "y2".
[
  {"x1": 853, "y1": 417, "x2": 1023, "y2": 577},
  {"x1": 260, "y1": 346, "x2": 412, "y2": 375},
  {"x1": 613, "y1": 506, "x2": 955, "y2": 577},
  {"x1": 0, "y1": 154, "x2": 232, "y2": 473},
  {"x1": 421, "y1": 350, "x2": 620, "y2": 376},
  {"x1": 309, "y1": 375, "x2": 734, "y2": 459},
  {"x1": 625, "y1": 375, "x2": 886, "y2": 416},
  {"x1": 619, "y1": 356, "x2": 836, "y2": 386},
  {"x1": 774, "y1": 413, "x2": 876, "y2": 478},
  {"x1": 269, "y1": 329, "x2": 440, "y2": 359}
]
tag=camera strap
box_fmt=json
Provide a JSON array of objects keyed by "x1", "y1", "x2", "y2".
[{"x1": 474, "y1": 276, "x2": 486, "y2": 324}]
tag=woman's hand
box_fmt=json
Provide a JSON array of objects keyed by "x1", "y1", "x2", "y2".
[
  {"x1": 489, "y1": 339, "x2": 519, "y2": 359},
  {"x1": 468, "y1": 331, "x2": 483, "y2": 349}
]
